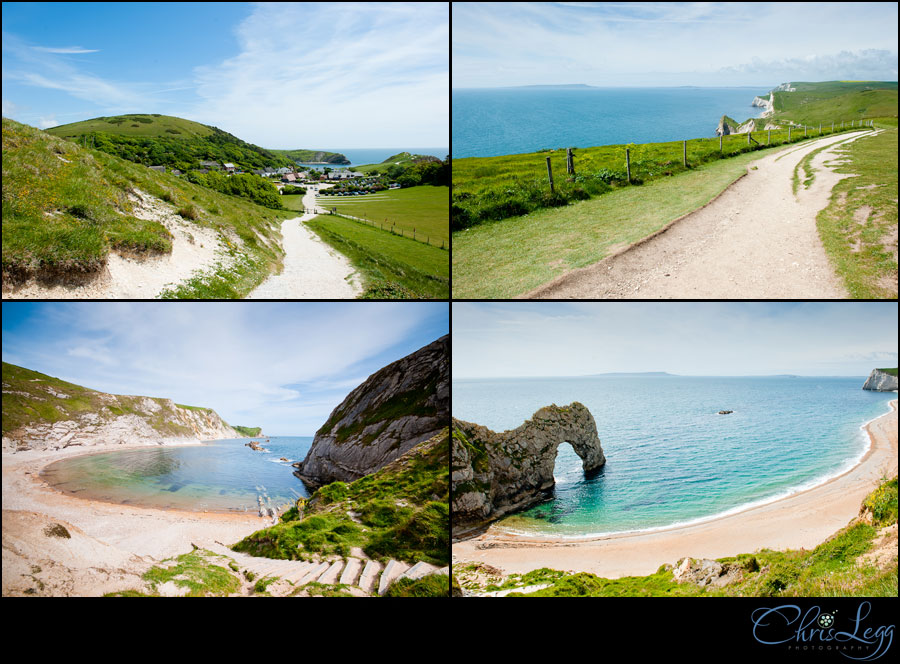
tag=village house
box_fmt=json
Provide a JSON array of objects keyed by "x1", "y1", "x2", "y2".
[
  {"x1": 223, "y1": 162, "x2": 236, "y2": 173},
  {"x1": 200, "y1": 160, "x2": 221, "y2": 170},
  {"x1": 282, "y1": 173, "x2": 297, "y2": 183}
]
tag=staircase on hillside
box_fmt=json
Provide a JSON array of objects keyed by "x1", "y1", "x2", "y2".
[{"x1": 206, "y1": 543, "x2": 448, "y2": 596}]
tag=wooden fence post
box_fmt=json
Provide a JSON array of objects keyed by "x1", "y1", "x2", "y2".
[
  {"x1": 831, "y1": 121, "x2": 834, "y2": 133},
  {"x1": 566, "y1": 148, "x2": 574, "y2": 175},
  {"x1": 818, "y1": 124, "x2": 821, "y2": 134},
  {"x1": 804, "y1": 125, "x2": 807, "y2": 137},
  {"x1": 625, "y1": 148, "x2": 631, "y2": 184},
  {"x1": 788, "y1": 126, "x2": 791, "y2": 141},
  {"x1": 546, "y1": 156, "x2": 554, "y2": 193},
  {"x1": 767, "y1": 130, "x2": 770, "y2": 145},
  {"x1": 719, "y1": 135, "x2": 722, "y2": 151},
  {"x1": 683, "y1": 140, "x2": 687, "y2": 167}
]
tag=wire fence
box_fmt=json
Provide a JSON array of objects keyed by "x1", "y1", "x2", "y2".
[{"x1": 311, "y1": 206, "x2": 448, "y2": 250}]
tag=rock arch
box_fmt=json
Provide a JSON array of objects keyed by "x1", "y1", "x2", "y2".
[{"x1": 451, "y1": 402, "x2": 605, "y2": 536}]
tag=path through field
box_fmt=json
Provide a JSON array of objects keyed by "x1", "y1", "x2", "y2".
[
  {"x1": 525, "y1": 130, "x2": 881, "y2": 299},
  {"x1": 246, "y1": 187, "x2": 360, "y2": 299}
]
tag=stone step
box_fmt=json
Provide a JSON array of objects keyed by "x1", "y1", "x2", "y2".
[
  {"x1": 378, "y1": 560, "x2": 410, "y2": 595},
  {"x1": 399, "y1": 561, "x2": 439, "y2": 582},
  {"x1": 280, "y1": 562, "x2": 316, "y2": 584},
  {"x1": 296, "y1": 561, "x2": 330, "y2": 586},
  {"x1": 317, "y1": 560, "x2": 344, "y2": 585},
  {"x1": 358, "y1": 560, "x2": 382, "y2": 595},
  {"x1": 339, "y1": 557, "x2": 363, "y2": 586}
]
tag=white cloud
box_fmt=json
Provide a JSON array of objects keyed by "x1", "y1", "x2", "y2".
[
  {"x1": 37, "y1": 114, "x2": 58, "y2": 129},
  {"x1": 32, "y1": 46, "x2": 99, "y2": 54}
]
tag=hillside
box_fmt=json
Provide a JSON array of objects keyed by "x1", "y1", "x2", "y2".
[
  {"x1": 2, "y1": 117, "x2": 295, "y2": 298},
  {"x1": 353, "y1": 152, "x2": 443, "y2": 174},
  {"x1": 46, "y1": 114, "x2": 297, "y2": 173},
  {"x1": 234, "y1": 427, "x2": 449, "y2": 569},
  {"x1": 1, "y1": 362, "x2": 239, "y2": 453},
  {"x1": 293, "y1": 335, "x2": 449, "y2": 488},
  {"x1": 232, "y1": 425, "x2": 263, "y2": 437},
  {"x1": 770, "y1": 81, "x2": 898, "y2": 126},
  {"x1": 267, "y1": 148, "x2": 350, "y2": 165}
]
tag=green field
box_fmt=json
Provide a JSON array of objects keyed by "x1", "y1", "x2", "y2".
[
  {"x1": 2, "y1": 117, "x2": 295, "y2": 297},
  {"x1": 352, "y1": 152, "x2": 445, "y2": 174},
  {"x1": 304, "y1": 214, "x2": 449, "y2": 299},
  {"x1": 315, "y1": 185, "x2": 449, "y2": 246},
  {"x1": 453, "y1": 143, "x2": 843, "y2": 299},
  {"x1": 771, "y1": 81, "x2": 898, "y2": 126},
  {"x1": 814, "y1": 127, "x2": 898, "y2": 298}
]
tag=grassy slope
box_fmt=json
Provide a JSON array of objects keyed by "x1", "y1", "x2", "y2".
[
  {"x1": 1, "y1": 362, "x2": 217, "y2": 440},
  {"x1": 771, "y1": 81, "x2": 898, "y2": 126},
  {"x1": 233, "y1": 429, "x2": 449, "y2": 567},
  {"x1": 455, "y1": 476, "x2": 898, "y2": 597},
  {"x1": 46, "y1": 114, "x2": 215, "y2": 139},
  {"x1": 305, "y1": 214, "x2": 449, "y2": 299},
  {"x1": 2, "y1": 117, "x2": 296, "y2": 296},
  {"x1": 232, "y1": 425, "x2": 263, "y2": 437},
  {"x1": 813, "y1": 127, "x2": 898, "y2": 298},
  {"x1": 315, "y1": 185, "x2": 449, "y2": 245},
  {"x1": 453, "y1": 146, "x2": 781, "y2": 298},
  {"x1": 353, "y1": 152, "x2": 443, "y2": 174},
  {"x1": 267, "y1": 148, "x2": 349, "y2": 164}
]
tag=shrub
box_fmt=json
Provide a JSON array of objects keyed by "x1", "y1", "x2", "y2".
[{"x1": 177, "y1": 205, "x2": 199, "y2": 220}]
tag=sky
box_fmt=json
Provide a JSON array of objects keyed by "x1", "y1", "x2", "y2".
[
  {"x1": 453, "y1": 2, "x2": 899, "y2": 88},
  {"x1": 453, "y1": 303, "x2": 899, "y2": 379},
  {"x1": 1, "y1": 302, "x2": 449, "y2": 436},
  {"x1": 1, "y1": 2, "x2": 449, "y2": 148}
]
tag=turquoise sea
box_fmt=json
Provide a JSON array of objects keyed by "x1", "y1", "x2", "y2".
[
  {"x1": 452, "y1": 87, "x2": 770, "y2": 158},
  {"x1": 41, "y1": 436, "x2": 314, "y2": 514},
  {"x1": 452, "y1": 376, "x2": 893, "y2": 537}
]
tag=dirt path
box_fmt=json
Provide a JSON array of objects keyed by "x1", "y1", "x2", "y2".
[
  {"x1": 246, "y1": 187, "x2": 361, "y2": 299},
  {"x1": 525, "y1": 130, "x2": 881, "y2": 299}
]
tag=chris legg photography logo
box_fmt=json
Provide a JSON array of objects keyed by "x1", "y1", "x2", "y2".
[{"x1": 751, "y1": 601, "x2": 895, "y2": 660}]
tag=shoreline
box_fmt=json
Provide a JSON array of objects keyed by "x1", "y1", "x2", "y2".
[
  {"x1": 2, "y1": 437, "x2": 271, "y2": 595},
  {"x1": 452, "y1": 399, "x2": 898, "y2": 579}
]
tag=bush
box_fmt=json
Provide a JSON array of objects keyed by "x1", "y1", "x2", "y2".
[{"x1": 177, "y1": 205, "x2": 199, "y2": 220}]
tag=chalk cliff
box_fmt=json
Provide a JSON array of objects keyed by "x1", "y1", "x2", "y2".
[
  {"x1": 752, "y1": 92, "x2": 774, "y2": 117},
  {"x1": 293, "y1": 335, "x2": 449, "y2": 489},
  {"x1": 863, "y1": 369, "x2": 898, "y2": 392},
  {"x1": 451, "y1": 402, "x2": 605, "y2": 536},
  {"x1": 1, "y1": 362, "x2": 239, "y2": 453}
]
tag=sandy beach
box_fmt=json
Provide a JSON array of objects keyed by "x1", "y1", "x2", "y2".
[
  {"x1": 2, "y1": 439, "x2": 268, "y2": 596},
  {"x1": 452, "y1": 399, "x2": 898, "y2": 579}
]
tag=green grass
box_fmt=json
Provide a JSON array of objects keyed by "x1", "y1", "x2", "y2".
[
  {"x1": 233, "y1": 429, "x2": 449, "y2": 567},
  {"x1": 266, "y1": 148, "x2": 349, "y2": 164},
  {"x1": 315, "y1": 185, "x2": 449, "y2": 247},
  {"x1": 304, "y1": 214, "x2": 449, "y2": 299},
  {"x1": 815, "y1": 127, "x2": 898, "y2": 298},
  {"x1": 462, "y1": 476, "x2": 898, "y2": 598},
  {"x1": 232, "y1": 425, "x2": 262, "y2": 437},
  {"x1": 353, "y1": 152, "x2": 444, "y2": 174},
  {"x1": 383, "y1": 574, "x2": 450, "y2": 597},
  {"x1": 453, "y1": 145, "x2": 787, "y2": 299},
  {"x1": 140, "y1": 549, "x2": 242, "y2": 597},
  {"x1": 2, "y1": 117, "x2": 296, "y2": 296},
  {"x1": 876, "y1": 368, "x2": 899, "y2": 377}
]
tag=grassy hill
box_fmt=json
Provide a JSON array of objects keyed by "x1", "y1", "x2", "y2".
[
  {"x1": 1, "y1": 362, "x2": 230, "y2": 443},
  {"x1": 353, "y1": 152, "x2": 443, "y2": 174},
  {"x1": 2, "y1": 117, "x2": 295, "y2": 297},
  {"x1": 45, "y1": 114, "x2": 296, "y2": 173},
  {"x1": 267, "y1": 148, "x2": 349, "y2": 164},
  {"x1": 232, "y1": 425, "x2": 263, "y2": 437},
  {"x1": 770, "y1": 81, "x2": 898, "y2": 126},
  {"x1": 232, "y1": 428, "x2": 449, "y2": 567}
]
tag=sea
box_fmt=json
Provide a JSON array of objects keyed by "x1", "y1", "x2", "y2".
[
  {"x1": 295, "y1": 147, "x2": 449, "y2": 170},
  {"x1": 452, "y1": 375, "x2": 894, "y2": 538},
  {"x1": 41, "y1": 436, "x2": 315, "y2": 514},
  {"x1": 452, "y1": 87, "x2": 771, "y2": 158}
]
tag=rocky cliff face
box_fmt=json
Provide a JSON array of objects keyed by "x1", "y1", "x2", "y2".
[
  {"x1": 1, "y1": 362, "x2": 239, "y2": 453},
  {"x1": 451, "y1": 402, "x2": 605, "y2": 536},
  {"x1": 863, "y1": 369, "x2": 899, "y2": 392},
  {"x1": 292, "y1": 335, "x2": 449, "y2": 489},
  {"x1": 752, "y1": 93, "x2": 774, "y2": 118}
]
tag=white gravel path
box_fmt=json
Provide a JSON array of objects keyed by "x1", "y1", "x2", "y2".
[
  {"x1": 246, "y1": 187, "x2": 361, "y2": 299},
  {"x1": 525, "y1": 130, "x2": 881, "y2": 299}
]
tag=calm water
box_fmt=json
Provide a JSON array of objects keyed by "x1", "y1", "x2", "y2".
[
  {"x1": 453, "y1": 376, "x2": 893, "y2": 537},
  {"x1": 296, "y1": 147, "x2": 449, "y2": 169},
  {"x1": 452, "y1": 87, "x2": 770, "y2": 158},
  {"x1": 42, "y1": 436, "x2": 314, "y2": 513}
]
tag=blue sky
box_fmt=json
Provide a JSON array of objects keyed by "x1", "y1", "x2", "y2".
[
  {"x1": 2, "y1": 2, "x2": 449, "y2": 148},
  {"x1": 453, "y1": 303, "x2": 898, "y2": 378},
  {"x1": 453, "y1": 2, "x2": 899, "y2": 88},
  {"x1": 2, "y1": 302, "x2": 448, "y2": 436}
]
